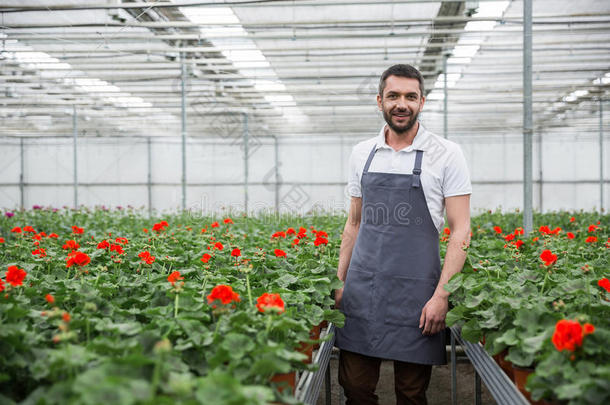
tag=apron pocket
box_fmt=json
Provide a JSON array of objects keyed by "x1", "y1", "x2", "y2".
[
  {"x1": 384, "y1": 276, "x2": 437, "y2": 327},
  {"x1": 342, "y1": 268, "x2": 374, "y2": 321}
]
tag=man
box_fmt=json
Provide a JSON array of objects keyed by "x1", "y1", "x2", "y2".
[{"x1": 335, "y1": 64, "x2": 472, "y2": 405}]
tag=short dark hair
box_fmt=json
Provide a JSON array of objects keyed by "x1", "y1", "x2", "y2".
[{"x1": 378, "y1": 64, "x2": 425, "y2": 98}]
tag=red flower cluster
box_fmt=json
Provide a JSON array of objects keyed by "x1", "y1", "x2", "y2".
[
  {"x1": 272, "y1": 231, "x2": 286, "y2": 239},
  {"x1": 585, "y1": 236, "x2": 597, "y2": 243},
  {"x1": 152, "y1": 220, "x2": 169, "y2": 232},
  {"x1": 274, "y1": 249, "x2": 287, "y2": 258},
  {"x1": 493, "y1": 226, "x2": 502, "y2": 234},
  {"x1": 62, "y1": 240, "x2": 80, "y2": 251},
  {"x1": 598, "y1": 278, "x2": 610, "y2": 292},
  {"x1": 0, "y1": 278, "x2": 4, "y2": 292},
  {"x1": 223, "y1": 218, "x2": 234, "y2": 224},
  {"x1": 207, "y1": 285, "x2": 240, "y2": 306},
  {"x1": 587, "y1": 224, "x2": 599, "y2": 233},
  {"x1": 110, "y1": 244, "x2": 124, "y2": 255},
  {"x1": 552, "y1": 319, "x2": 594, "y2": 352},
  {"x1": 0, "y1": 237, "x2": 4, "y2": 243},
  {"x1": 32, "y1": 248, "x2": 47, "y2": 258},
  {"x1": 214, "y1": 242, "x2": 224, "y2": 250},
  {"x1": 211, "y1": 221, "x2": 219, "y2": 228},
  {"x1": 5, "y1": 265, "x2": 27, "y2": 286},
  {"x1": 314, "y1": 235, "x2": 329, "y2": 246},
  {"x1": 115, "y1": 237, "x2": 128, "y2": 245},
  {"x1": 256, "y1": 292, "x2": 285, "y2": 314},
  {"x1": 540, "y1": 249, "x2": 558, "y2": 266},
  {"x1": 231, "y1": 248, "x2": 241, "y2": 257},
  {"x1": 66, "y1": 251, "x2": 91, "y2": 268},
  {"x1": 23, "y1": 226, "x2": 35, "y2": 233},
  {"x1": 97, "y1": 240, "x2": 110, "y2": 249},
  {"x1": 45, "y1": 293, "x2": 55, "y2": 304},
  {"x1": 566, "y1": 232, "x2": 575, "y2": 239},
  {"x1": 201, "y1": 253, "x2": 212, "y2": 263},
  {"x1": 167, "y1": 271, "x2": 184, "y2": 286},
  {"x1": 72, "y1": 226, "x2": 84, "y2": 234},
  {"x1": 297, "y1": 227, "x2": 307, "y2": 239},
  {"x1": 138, "y1": 251, "x2": 155, "y2": 265}
]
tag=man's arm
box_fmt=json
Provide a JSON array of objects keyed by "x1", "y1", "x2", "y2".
[
  {"x1": 419, "y1": 194, "x2": 471, "y2": 335},
  {"x1": 335, "y1": 196, "x2": 362, "y2": 308}
]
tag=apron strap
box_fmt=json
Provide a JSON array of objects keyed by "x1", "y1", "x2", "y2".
[
  {"x1": 412, "y1": 150, "x2": 423, "y2": 188},
  {"x1": 362, "y1": 144, "x2": 378, "y2": 174}
]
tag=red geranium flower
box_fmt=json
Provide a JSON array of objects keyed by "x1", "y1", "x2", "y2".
[
  {"x1": 583, "y1": 323, "x2": 595, "y2": 336},
  {"x1": 316, "y1": 230, "x2": 329, "y2": 238},
  {"x1": 286, "y1": 227, "x2": 296, "y2": 235},
  {"x1": 231, "y1": 248, "x2": 241, "y2": 257},
  {"x1": 504, "y1": 233, "x2": 515, "y2": 241},
  {"x1": 514, "y1": 240, "x2": 524, "y2": 249},
  {"x1": 256, "y1": 292, "x2": 285, "y2": 314},
  {"x1": 585, "y1": 236, "x2": 597, "y2": 243},
  {"x1": 598, "y1": 278, "x2": 610, "y2": 292},
  {"x1": 214, "y1": 242, "x2": 224, "y2": 250},
  {"x1": 71, "y1": 226, "x2": 84, "y2": 234},
  {"x1": 138, "y1": 251, "x2": 155, "y2": 265},
  {"x1": 45, "y1": 293, "x2": 54, "y2": 304},
  {"x1": 223, "y1": 218, "x2": 234, "y2": 224},
  {"x1": 167, "y1": 271, "x2": 184, "y2": 286},
  {"x1": 552, "y1": 319, "x2": 583, "y2": 352},
  {"x1": 292, "y1": 238, "x2": 300, "y2": 246},
  {"x1": 97, "y1": 240, "x2": 110, "y2": 249},
  {"x1": 540, "y1": 249, "x2": 557, "y2": 266},
  {"x1": 5, "y1": 265, "x2": 27, "y2": 286},
  {"x1": 0, "y1": 279, "x2": 4, "y2": 292},
  {"x1": 152, "y1": 221, "x2": 169, "y2": 232},
  {"x1": 570, "y1": 216, "x2": 575, "y2": 222},
  {"x1": 587, "y1": 224, "x2": 599, "y2": 233},
  {"x1": 211, "y1": 222, "x2": 220, "y2": 228},
  {"x1": 274, "y1": 249, "x2": 286, "y2": 258},
  {"x1": 272, "y1": 231, "x2": 286, "y2": 239},
  {"x1": 443, "y1": 227, "x2": 451, "y2": 236},
  {"x1": 0, "y1": 237, "x2": 4, "y2": 243},
  {"x1": 207, "y1": 285, "x2": 240, "y2": 305},
  {"x1": 62, "y1": 312, "x2": 71, "y2": 323},
  {"x1": 314, "y1": 236, "x2": 329, "y2": 246},
  {"x1": 550, "y1": 227, "x2": 562, "y2": 235},
  {"x1": 566, "y1": 232, "x2": 575, "y2": 239},
  {"x1": 32, "y1": 248, "x2": 47, "y2": 258},
  {"x1": 115, "y1": 237, "x2": 128, "y2": 245},
  {"x1": 539, "y1": 225, "x2": 551, "y2": 235},
  {"x1": 11, "y1": 227, "x2": 21, "y2": 233},
  {"x1": 48, "y1": 233, "x2": 58, "y2": 238},
  {"x1": 493, "y1": 226, "x2": 502, "y2": 234},
  {"x1": 201, "y1": 253, "x2": 212, "y2": 263},
  {"x1": 23, "y1": 226, "x2": 35, "y2": 233},
  {"x1": 110, "y1": 244, "x2": 124, "y2": 255},
  {"x1": 66, "y1": 251, "x2": 91, "y2": 268},
  {"x1": 514, "y1": 227, "x2": 524, "y2": 236},
  {"x1": 62, "y1": 240, "x2": 80, "y2": 251}
]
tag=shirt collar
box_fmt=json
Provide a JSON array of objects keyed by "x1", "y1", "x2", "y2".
[{"x1": 375, "y1": 122, "x2": 429, "y2": 152}]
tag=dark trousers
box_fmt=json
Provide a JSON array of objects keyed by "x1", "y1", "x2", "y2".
[{"x1": 338, "y1": 349, "x2": 432, "y2": 405}]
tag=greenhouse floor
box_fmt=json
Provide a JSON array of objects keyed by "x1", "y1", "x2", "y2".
[{"x1": 316, "y1": 352, "x2": 496, "y2": 405}]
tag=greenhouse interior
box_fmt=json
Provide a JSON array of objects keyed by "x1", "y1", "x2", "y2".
[{"x1": 0, "y1": 0, "x2": 608, "y2": 404}]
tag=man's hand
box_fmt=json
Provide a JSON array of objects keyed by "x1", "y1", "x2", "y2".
[
  {"x1": 335, "y1": 287, "x2": 344, "y2": 309},
  {"x1": 419, "y1": 295, "x2": 449, "y2": 335}
]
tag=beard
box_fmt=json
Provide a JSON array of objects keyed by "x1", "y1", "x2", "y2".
[{"x1": 382, "y1": 108, "x2": 419, "y2": 134}]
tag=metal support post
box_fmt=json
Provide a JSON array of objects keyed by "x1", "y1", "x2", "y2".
[
  {"x1": 325, "y1": 361, "x2": 331, "y2": 405},
  {"x1": 19, "y1": 137, "x2": 24, "y2": 209},
  {"x1": 73, "y1": 105, "x2": 78, "y2": 208},
  {"x1": 475, "y1": 372, "x2": 482, "y2": 405},
  {"x1": 181, "y1": 53, "x2": 187, "y2": 211},
  {"x1": 147, "y1": 137, "x2": 152, "y2": 217},
  {"x1": 523, "y1": 0, "x2": 533, "y2": 234},
  {"x1": 538, "y1": 133, "x2": 543, "y2": 211},
  {"x1": 274, "y1": 134, "x2": 279, "y2": 213},
  {"x1": 243, "y1": 112, "x2": 249, "y2": 214},
  {"x1": 444, "y1": 54, "x2": 448, "y2": 139},
  {"x1": 600, "y1": 98, "x2": 604, "y2": 212},
  {"x1": 451, "y1": 332, "x2": 457, "y2": 405}
]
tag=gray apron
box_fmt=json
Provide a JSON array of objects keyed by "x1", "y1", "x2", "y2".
[{"x1": 336, "y1": 145, "x2": 446, "y2": 365}]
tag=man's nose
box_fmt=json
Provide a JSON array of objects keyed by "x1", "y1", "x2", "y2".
[{"x1": 396, "y1": 96, "x2": 407, "y2": 109}]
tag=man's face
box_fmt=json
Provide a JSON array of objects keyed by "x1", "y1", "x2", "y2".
[{"x1": 377, "y1": 76, "x2": 425, "y2": 134}]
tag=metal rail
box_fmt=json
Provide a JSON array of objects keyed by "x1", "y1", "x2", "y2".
[
  {"x1": 450, "y1": 326, "x2": 529, "y2": 405},
  {"x1": 296, "y1": 324, "x2": 335, "y2": 405}
]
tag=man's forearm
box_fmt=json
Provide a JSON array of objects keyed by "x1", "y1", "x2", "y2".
[
  {"x1": 337, "y1": 221, "x2": 360, "y2": 282},
  {"x1": 433, "y1": 225, "x2": 470, "y2": 298}
]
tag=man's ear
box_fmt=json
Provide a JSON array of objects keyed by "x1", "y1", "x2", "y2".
[{"x1": 377, "y1": 94, "x2": 382, "y2": 111}]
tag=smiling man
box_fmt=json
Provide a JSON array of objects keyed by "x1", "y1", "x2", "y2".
[{"x1": 335, "y1": 64, "x2": 472, "y2": 405}]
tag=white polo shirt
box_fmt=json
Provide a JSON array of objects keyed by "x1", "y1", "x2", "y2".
[{"x1": 347, "y1": 123, "x2": 472, "y2": 232}]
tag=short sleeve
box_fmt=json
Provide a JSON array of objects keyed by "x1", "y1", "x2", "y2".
[
  {"x1": 442, "y1": 145, "x2": 472, "y2": 197},
  {"x1": 347, "y1": 147, "x2": 362, "y2": 198}
]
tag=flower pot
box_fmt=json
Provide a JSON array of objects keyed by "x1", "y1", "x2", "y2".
[
  {"x1": 270, "y1": 371, "x2": 296, "y2": 394},
  {"x1": 311, "y1": 323, "x2": 322, "y2": 350},
  {"x1": 493, "y1": 349, "x2": 514, "y2": 381},
  {"x1": 297, "y1": 340, "x2": 313, "y2": 364},
  {"x1": 512, "y1": 365, "x2": 546, "y2": 405}
]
